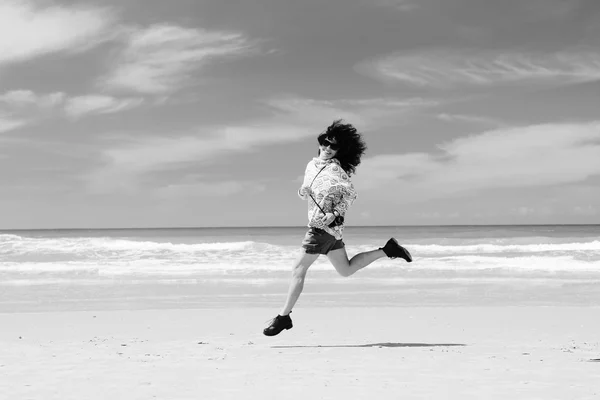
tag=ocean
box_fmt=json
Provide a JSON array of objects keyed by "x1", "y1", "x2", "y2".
[{"x1": 1, "y1": 225, "x2": 600, "y2": 311}]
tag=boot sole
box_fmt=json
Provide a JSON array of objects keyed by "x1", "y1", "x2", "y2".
[
  {"x1": 391, "y1": 238, "x2": 412, "y2": 262},
  {"x1": 263, "y1": 324, "x2": 293, "y2": 337}
]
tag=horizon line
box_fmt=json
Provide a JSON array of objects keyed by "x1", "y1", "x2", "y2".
[{"x1": 1, "y1": 223, "x2": 599, "y2": 231}]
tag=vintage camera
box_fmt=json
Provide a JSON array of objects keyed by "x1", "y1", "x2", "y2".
[{"x1": 328, "y1": 215, "x2": 344, "y2": 228}]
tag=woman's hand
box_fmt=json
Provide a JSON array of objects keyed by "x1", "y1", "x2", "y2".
[
  {"x1": 299, "y1": 186, "x2": 313, "y2": 197},
  {"x1": 321, "y1": 212, "x2": 336, "y2": 226}
]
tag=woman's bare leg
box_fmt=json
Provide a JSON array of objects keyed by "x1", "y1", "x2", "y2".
[
  {"x1": 326, "y1": 247, "x2": 386, "y2": 277},
  {"x1": 280, "y1": 250, "x2": 320, "y2": 315}
]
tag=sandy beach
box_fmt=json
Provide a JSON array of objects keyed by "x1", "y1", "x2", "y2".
[
  {"x1": 3, "y1": 225, "x2": 600, "y2": 399},
  {"x1": 1, "y1": 306, "x2": 599, "y2": 400}
]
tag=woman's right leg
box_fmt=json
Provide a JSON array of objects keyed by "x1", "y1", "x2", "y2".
[
  {"x1": 280, "y1": 250, "x2": 320, "y2": 316},
  {"x1": 327, "y1": 247, "x2": 386, "y2": 277}
]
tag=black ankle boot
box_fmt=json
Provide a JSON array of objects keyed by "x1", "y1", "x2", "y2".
[
  {"x1": 263, "y1": 313, "x2": 293, "y2": 336},
  {"x1": 380, "y1": 238, "x2": 413, "y2": 262}
]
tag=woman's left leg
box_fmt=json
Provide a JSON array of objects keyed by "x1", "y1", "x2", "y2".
[
  {"x1": 326, "y1": 247, "x2": 386, "y2": 277},
  {"x1": 280, "y1": 250, "x2": 320, "y2": 315}
]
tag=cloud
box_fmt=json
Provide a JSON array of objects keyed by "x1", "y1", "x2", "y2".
[
  {"x1": 417, "y1": 210, "x2": 460, "y2": 220},
  {"x1": 510, "y1": 206, "x2": 554, "y2": 217},
  {"x1": 88, "y1": 123, "x2": 310, "y2": 191},
  {"x1": 572, "y1": 205, "x2": 597, "y2": 216},
  {"x1": 354, "y1": 121, "x2": 600, "y2": 201},
  {"x1": 0, "y1": 90, "x2": 65, "y2": 129},
  {"x1": 436, "y1": 113, "x2": 505, "y2": 127},
  {"x1": 0, "y1": 0, "x2": 114, "y2": 65},
  {"x1": 101, "y1": 24, "x2": 254, "y2": 94},
  {"x1": 266, "y1": 96, "x2": 438, "y2": 130},
  {"x1": 0, "y1": 90, "x2": 65, "y2": 109},
  {"x1": 64, "y1": 95, "x2": 144, "y2": 119},
  {"x1": 94, "y1": 95, "x2": 426, "y2": 178},
  {"x1": 0, "y1": 90, "x2": 144, "y2": 127},
  {"x1": 87, "y1": 131, "x2": 274, "y2": 193},
  {"x1": 0, "y1": 117, "x2": 26, "y2": 133},
  {"x1": 368, "y1": 0, "x2": 419, "y2": 11},
  {"x1": 364, "y1": 50, "x2": 600, "y2": 87},
  {"x1": 263, "y1": 97, "x2": 363, "y2": 126},
  {"x1": 85, "y1": 94, "x2": 435, "y2": 193},
  {"x1": 113, "y1": 95, "x2": 432, "y2": 167},
  {"x1": 156, "y1": 179, "x2": 266, "y2": 199}
]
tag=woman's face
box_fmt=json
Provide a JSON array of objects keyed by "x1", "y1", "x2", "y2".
[{"x1": 318, "y1": 137, "x2": 339, "y2": 160}]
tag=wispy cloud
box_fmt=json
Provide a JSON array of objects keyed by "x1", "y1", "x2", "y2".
[
  {"x1": 364, "y1": 50, "x2": 600, "y2": 87},
  {"x1": 156, "y1": 179, "x2": 267, "y2": 199},
  {"x1": 0, "y1": 90, "x2": 65, "y2": 129},
  {"x1": 0, "y1": 90, "x2": 65, "y2": 109},
  {"x1": 368, "y1": 0, "x2": 419, "y2": 11},
  {"x1": 0, "y1": 117, "x2": 26, "y2": 133},
  {"x1": 85, "y1": 122, "x2": 310, "y2": 194},
  {"x1": 0, "y1": 90, "x2": 144, "y2": 126},
  {"x1": 124, "y1": 96, "x2": 365, "y2": 167},
  {"x1": 510, "y1": 206, "x2": 554, "y2": 217},
  {"x1": 436, "y1": 113, "x2": 505, "y2": 127},
  {"x1": 87, "y1": 123, "x2": 310, "y2": 193},
  {"x1": 64, "y1": 95, "x2": 144, "y2": 119},
  {"x1": 572, "y1": 205, "x2": 598, "y2": 216},
  {"x1": 354, "y1": 121, "x2": 600, "y2": 200},
  {"x1": 0, "y1": 0, "x2": 114, "y2": 65},
  {"x1": 342, "y1": 98, "x2": 440, "y2": 127},
  {"x1": 266, "y1": 96, "x2": 438, "y2": 130},
  {"x1": 101, "y1": 24, "x2": 254, "y2": 94},
  {"x1": 102, "y1": 95, "x2": 426, "y2": 177},
  {"x1": 86, "y1": 94, "x2": 435, "y2": 193}
]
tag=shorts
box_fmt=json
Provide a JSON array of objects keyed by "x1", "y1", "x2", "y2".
[{"x1": 301, "y1": 227, "x2": 345, "y2": 255}]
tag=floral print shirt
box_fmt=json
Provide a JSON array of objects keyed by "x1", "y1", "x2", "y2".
[{"x1": 298, "y1": 157, "x2": 357, "y2": 239}]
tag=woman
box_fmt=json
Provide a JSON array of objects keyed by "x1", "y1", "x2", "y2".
[{"x1": 263, "y1": 120, "x2": 412, "y2": 336}]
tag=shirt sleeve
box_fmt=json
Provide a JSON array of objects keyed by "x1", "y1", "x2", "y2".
[
  {"x1": 298, "y1": 188, "x2": 307, "y2": 200},
  {"x1": 297, "y1": 161, "x2": 312, "y2": 200},
  {"x1": 333, "y1": 181, "x2": 357, "y2": 216},
  {"x1": 327, "y1": 166, "x2": 357, "y2": 216}
]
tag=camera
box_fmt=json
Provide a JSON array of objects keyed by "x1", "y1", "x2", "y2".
[{"x1": 328, "y1": 215, "x2": 344, "y2": 228}]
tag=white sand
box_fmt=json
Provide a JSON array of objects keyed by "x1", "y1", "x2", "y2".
[{"x1": 1, "y1": 306, "x2": 599, "y2": 399}]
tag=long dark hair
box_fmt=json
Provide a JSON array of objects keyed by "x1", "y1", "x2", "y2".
[{"x1": 317, "y1": 119, "x2": 367, "y2": 176}]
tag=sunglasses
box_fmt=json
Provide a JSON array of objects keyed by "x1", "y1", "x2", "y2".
[{"x1": 319, "y1": 138, "x2": 340, "y2": 151}]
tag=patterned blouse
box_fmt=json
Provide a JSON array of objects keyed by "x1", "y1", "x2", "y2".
[{"x1": 297, "y1": 157, "x2": 357, "y2": 239}]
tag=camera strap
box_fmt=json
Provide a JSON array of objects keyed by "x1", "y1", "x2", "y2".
[{"x1": 308, "y1": 165, "x2": 329, "y2": 216}]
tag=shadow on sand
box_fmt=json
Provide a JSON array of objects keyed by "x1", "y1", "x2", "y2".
[{"x1": 272, "y1": 342, "x2": 466, "y2": 349}]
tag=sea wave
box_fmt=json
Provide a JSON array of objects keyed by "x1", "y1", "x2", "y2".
[
  {"x1": 2, "y1": 233, "x2": 600, "y2": 280},
  {"x1": 1, "y1": 254, "x2": 599, "y2": 277},
  {"x1": 3, "y1": 234, "x2": 600, "y2": 258},
  {"x1": 3, "y1": 228, "x2": 600, "y2": 293},
  {"x1": 1, "y1": 235, "x2": 266, "y2": 254},
  {"x1": 408, "y1": 241, "x2": 600, "y2": 255}
]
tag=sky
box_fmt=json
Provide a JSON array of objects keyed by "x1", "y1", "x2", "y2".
[{"x1": 1, "y1": 0, "x2": 600, "y2": 229}]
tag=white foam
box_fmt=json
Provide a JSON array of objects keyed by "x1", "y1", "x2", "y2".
[
  {"x1": 3, "y1": 233, "x2": 600, "y2": 259},
  {"x1": 365, "y1": 241, "x2": 600, "y2": 256},
  {"x1": 2, "y1": 233, "x2": 600, "y2": 282},
  {"x1": 2, "y1": 236, "x2": 266, "y2": 254},
  {"x1": 1, "y1": 253, "x2": 599, "y2": 279},
  {"x1": 0, "y1": 262, "x2": 99, "y2": 273},
  {"x1": 412, "y1": 255, "x2": 600, "y2": 272}
]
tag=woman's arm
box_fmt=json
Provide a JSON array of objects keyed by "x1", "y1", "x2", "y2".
[
  {"x1": 332, "y1": 182, "x2": 357, "y2": 216},
  {"x1": 297, "y1": 161, "x2": 314, "y2": 200},
  {"x1": 326, "y1": 166, "x2": 357, "y2": 216}
]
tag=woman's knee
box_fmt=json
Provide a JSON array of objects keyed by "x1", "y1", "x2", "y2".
[
  {"x1": 326, "y1": 249, "x2": 351, "y2": 277},
  {"x1": 329, "y1": 257, "x2": 352, "y2": 277},
  {"x1": 334, "y1": 265, "x2": 352, "y2": 277},
  {"x1": 335, "y1": 269, "x2": 350, "y2": 278},
  {"x1": 291, "y1": 263, "x2": 309, "y2": 279},
  {"x1": 291, "y1": 252, "x2": 318, "y2": 278}
]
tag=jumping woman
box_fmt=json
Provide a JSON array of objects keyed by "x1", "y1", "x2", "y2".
[{"x1": 263, "y1": 120, "x2": 412, "y2": 336}]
